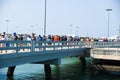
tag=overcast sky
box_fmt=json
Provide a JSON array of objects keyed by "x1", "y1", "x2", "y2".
[{"x1": 0, "y1": 0, "x2": 120, "y2": 37}]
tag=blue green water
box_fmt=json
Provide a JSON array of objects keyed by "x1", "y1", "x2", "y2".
[{"x1": 0, "y1": 57, "x2": 120, "y2": 80}]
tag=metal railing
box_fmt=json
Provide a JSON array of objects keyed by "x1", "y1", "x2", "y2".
[
  {"x1": 91, "y1": 41, "x2": 120, "y2": 48},
  {"x1": 0, "y1": 40, "x2": 85, "y2": 54},
  {"x1": 1, "y1": 40, "x2": 120, "y2": 55},
  {"x1": 91, "y1": 42, "x2": 120, "y2": 56},
  {"x1": 91, "y1": 48, "x2": 120, "y2": 56}
]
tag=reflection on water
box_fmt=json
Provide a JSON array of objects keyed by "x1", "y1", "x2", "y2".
[{"x1": 0, "y1": 57, "x2": 120, "y2": 80}]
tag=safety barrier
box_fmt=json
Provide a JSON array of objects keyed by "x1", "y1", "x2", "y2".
[{"x1": 0, "y1": 40, "x2": 85, "y2": 54}]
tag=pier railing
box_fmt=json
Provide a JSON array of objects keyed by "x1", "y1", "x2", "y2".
[
  {"x1": 91, "y1": 41, "x2": 120, "y2": 48},
  {"x1": 0, "y1": 40, "x2": 85, "y2": 54},
  {"x1": 1, "y1": 40, "x2": 120, "y2": 55},
  {"x1": 90, "y1": 42, "x2": 120, "y2": 60}
]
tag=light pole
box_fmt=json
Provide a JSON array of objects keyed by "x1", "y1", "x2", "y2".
[
  {"x1": 76, "y1": 26, "x2": 79, "y2": 36},
  {"x1": 70, "y1": 25, "x2": 73, "y2": 35},
  {"x1": 5, "y1": 20, "x2": 9, "y2": 34},
  {"x1": 119, "y1": 24, "x2": 120, "y2": 38},
  {"x1": 106, "y1": 8, "x2": 112, "y2": 38},
  {"x1": 30, "y1": 25, "x2": 34, "y2": 33},
  {"x1": 44, "y1": 0, "x2": 47, "y2": 36},
  {"x1": 16, "y1": 26, "x2": 19, "y2": 33}
]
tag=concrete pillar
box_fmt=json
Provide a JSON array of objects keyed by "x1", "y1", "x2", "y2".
[
  {"x1": 79, "y1": 57, "x2": 86, "y2": 71},
  {"x1": 7, "y1": 66, "x2": 16, "y2": 77},
  {"x1": 44, "y1": 64, "x2": 52, "y2": 80},
  {"x1": 55, "y1": 65, "x2": 60, "y2": 80}
]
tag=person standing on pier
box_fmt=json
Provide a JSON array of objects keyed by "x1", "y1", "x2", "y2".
[
  {"x1": 13, "y1": 32, "x2": 18, "y2": 48},
  {"x1": 31, "y1": 33, "x2": 36, "y2": 41},
  {"x1": 13, "y1": 32, "x2": 18, "y2": 41},
  {"x1": 86, "y1": 37, "x2": 90, "y2": 46},
  {"x1": 53, "y1": 35, "x2": 60, "y2": 45},
  {"x1": 3, "y1": 32, "x2": 9, "y2": 52},
  {"x1": 18, "y1": 34, "x2": 24, "y2": 47}
]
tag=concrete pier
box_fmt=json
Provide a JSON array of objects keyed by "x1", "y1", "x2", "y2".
[
  {"x1": 79, "y1": 57, "x2": 86, "y2": 71},
  {"x1": 44, "y1": 64, "x2": 52, "y2": 80},
  {"x1": 7, "y1": 66, "x2": 16, "y2": 77}
]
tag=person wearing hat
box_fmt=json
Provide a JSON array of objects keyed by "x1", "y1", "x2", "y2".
[{"x1": 13, "y1": 32, "x2": 18, "y2": 41}]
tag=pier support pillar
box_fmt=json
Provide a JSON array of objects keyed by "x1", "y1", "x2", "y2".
[
  {"x1": 44, "y1": 64, "x2": 52, "y2": 80},
  {"x1": 55, "y1": 65, "x2": 60, "y2": 80},
  {"x1": 7, "y1": 66, "x2": 16, "y2": 77},
  {"x1": 79, "y1": 57, "x2": 86, "y2": 71}
]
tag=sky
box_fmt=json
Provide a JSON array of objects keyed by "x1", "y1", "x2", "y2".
[{"x1": 0, "y1": 0, "x2": 120, "y2": 38}]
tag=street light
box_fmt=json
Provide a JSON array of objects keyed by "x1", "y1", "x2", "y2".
[
  {"x1": 106, "y1": 8, "x2": 112, "y2": 38},
  {"x1": 30, "y1": 25, "x2": 34, "y2": 33},
  {"x1": 76, "y1": 26, "x2": 79, "y2": 36},
  {"x1": 16, "y1": 26, "x2": 19, "y2": 33},
  {"x1": 44, "y1": 0, "x2": 47, "y2": 36},
  {"x1": 70, "y1": 25, "x2": 73, "y2": 35},
  {"x1": 119, "y1": 24, "x2": 120, "y2": 38},
  {"x1": 5, "y1": 20, "x2": 9, "y2": 34}
]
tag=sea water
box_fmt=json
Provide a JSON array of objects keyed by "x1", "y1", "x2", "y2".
[{"x1": 0, "y1": 57, "x2": 120, "y2": 80}]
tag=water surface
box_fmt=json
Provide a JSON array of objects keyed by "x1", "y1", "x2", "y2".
[{"x1": 0, "y1": 57, "x2": 120, "y2": 80}]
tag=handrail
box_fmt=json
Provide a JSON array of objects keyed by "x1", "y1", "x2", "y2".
[
  {"x1": 91, "y1": 42, "x2": 120, "y2": 56},
  {"x1": 90, "y1": 41, "x2": 120, "y2": 48},
  {"x1": 1, "y1": 40, "x2": 120, "y2": 54},
  {"x1": 0, "y1": 40, "x2": 85, "y2": 54}
]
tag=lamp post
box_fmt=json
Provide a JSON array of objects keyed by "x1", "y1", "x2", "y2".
[
  {"x1": 119, "y1": 24, "x2": 120, "y2": 38},
  {"x1": 44, "y1": 0, "x2": 47, "y2": 36},
  {"x1": 76, "y1": 26, "x2": 79, "y2": 36},
  {"x1": 30, "y1": 25, "x2": 34, "y2": 33},
  {"x1": 106, "y1": 9, "x2": 112, "y2": 38},
  {"x1": 70, "y1": 25, "x2": 73, "y2": 35},
  {"x1": 5, "y1": 20, "x2": 9, "y2": 34},
  {"x1": 16, "y1": 26, "x2": 19, "y2": 33}
]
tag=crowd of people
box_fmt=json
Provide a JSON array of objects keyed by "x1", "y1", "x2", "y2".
[{"x1": 0, "y1": 32, "x2": 120, "y2": 43}]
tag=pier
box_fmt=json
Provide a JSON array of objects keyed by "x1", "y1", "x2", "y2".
[
  {"x1": 91, "y1": 42, "x2": 120, "y2": 73},
  {"x1": 0, "y1": 40, "x2": 90, "y2": 79},
  {"x1": 0, "y1": 40, "x2": 120, "y2": 79}
]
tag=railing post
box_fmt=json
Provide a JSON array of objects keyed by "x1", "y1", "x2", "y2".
[
  {"x1": 16, "y1": 41, "x2": 18, "y2": 53},
  {"x1": 43, "y1": 41, "x2": 46, "y2": 52},
  {"x1": 80, "y1": 41, "x2": 83, "y2": 48},
  {"x1": 61, "y1": 41, "x2": 63, "y2": 50},
  {"x1": 33, "y1": 41, "x2": 35, "y2": 52},
  {"x1": 53, "y1": 42, "x2": 55, "y2": 50},
  {"x1": 31, "y1": 41, "x2": 35, "y2": 53},
  {"x1": 74, "y1": 41, "x2": 76, "y2": 48}
]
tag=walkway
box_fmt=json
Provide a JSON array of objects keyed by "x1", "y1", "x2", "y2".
[{"x1": 0, "y1": 40, "x2": 90, "y2": 68}]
